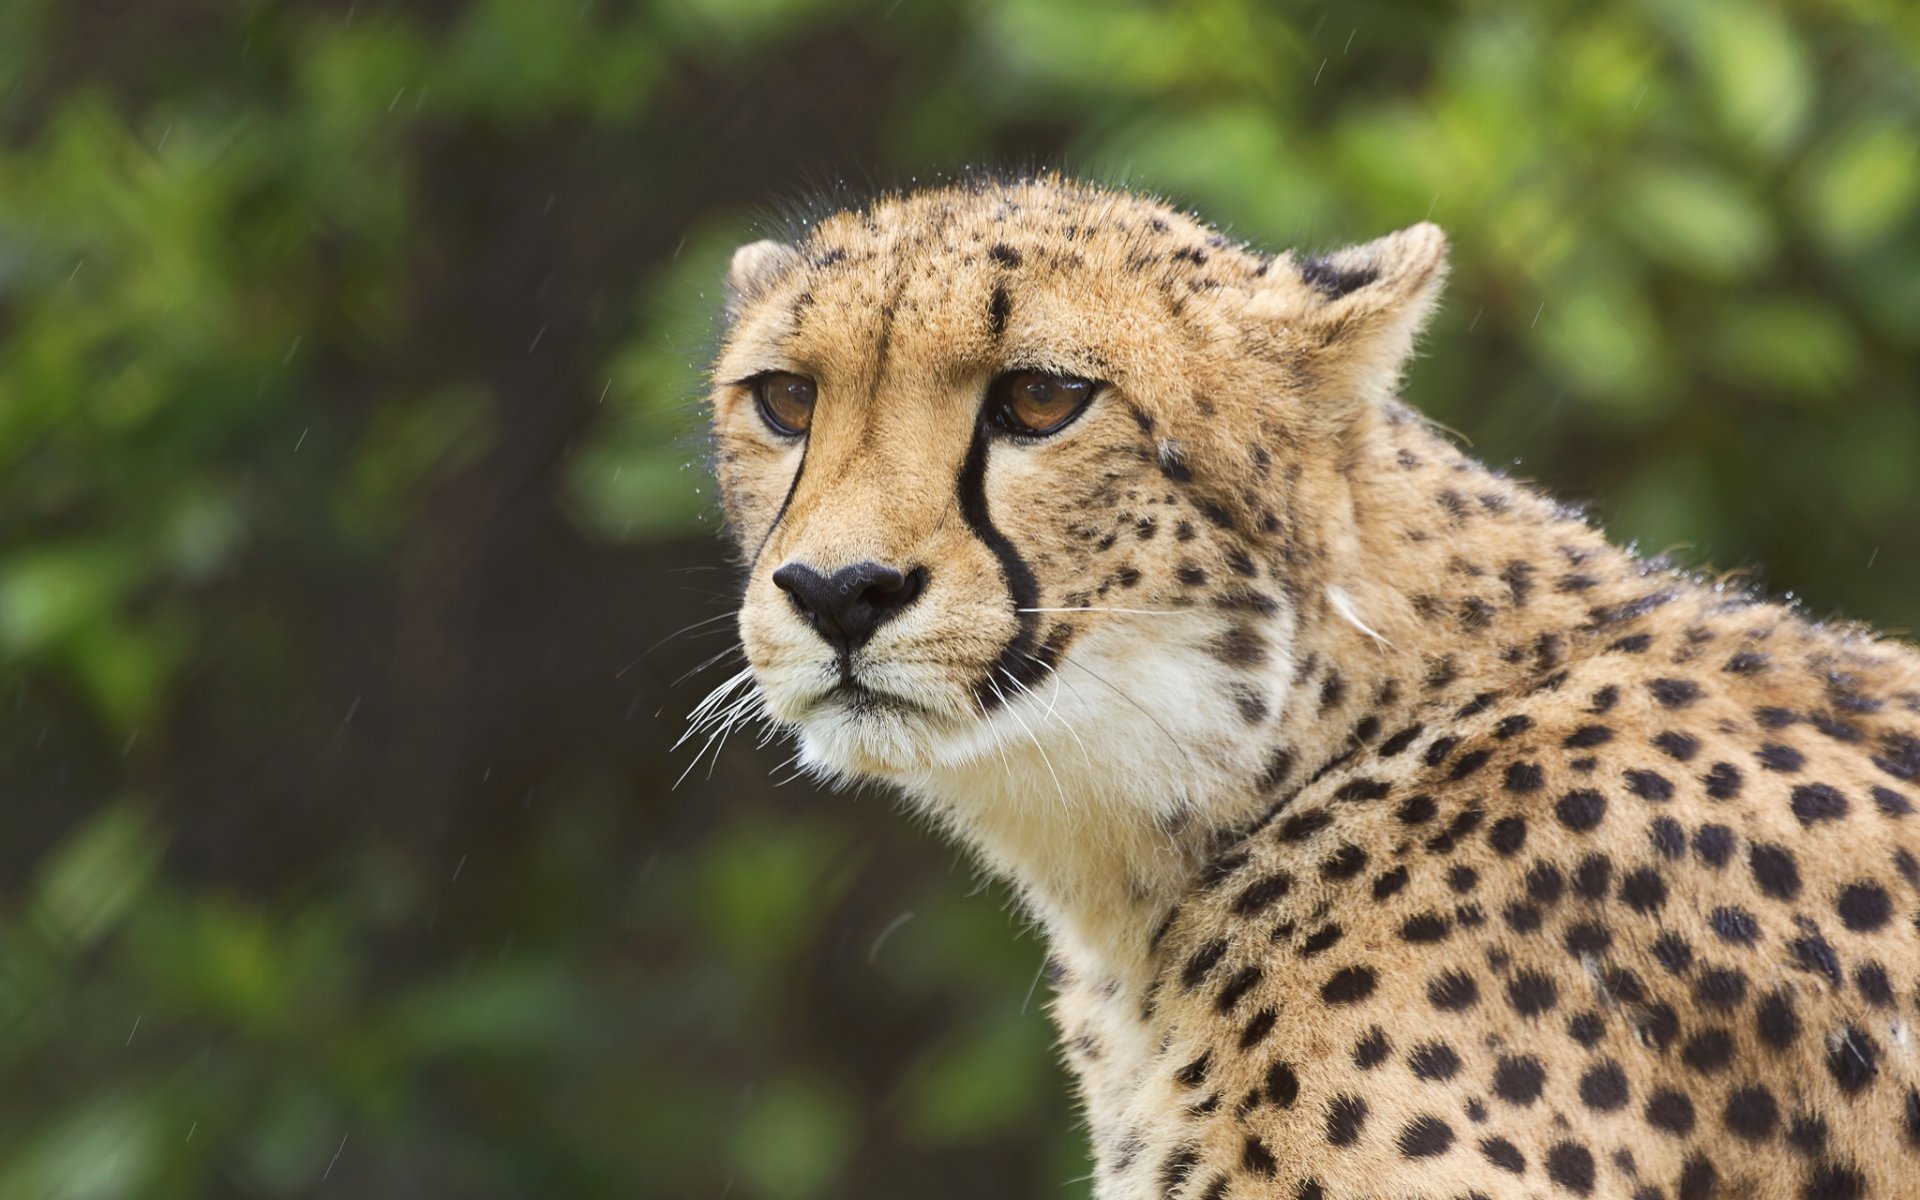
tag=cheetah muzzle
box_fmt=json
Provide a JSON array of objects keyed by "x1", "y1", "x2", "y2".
[{"x1": 702, "y1": 175, "x2": 1920, "y2": 1200}]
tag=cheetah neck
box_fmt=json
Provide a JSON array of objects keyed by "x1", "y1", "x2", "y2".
[{"x1": 909, "y1": 412, "x2": 1652, "y2": 1000}]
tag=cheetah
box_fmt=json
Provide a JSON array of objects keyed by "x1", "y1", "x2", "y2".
[{"x1": 701, "y1": 174, "x2": 1920, "y2": 1199}]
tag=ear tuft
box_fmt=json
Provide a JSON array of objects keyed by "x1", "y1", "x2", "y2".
[{"x1": 726, "y1": 239, "x2": 800, "y2": 316}]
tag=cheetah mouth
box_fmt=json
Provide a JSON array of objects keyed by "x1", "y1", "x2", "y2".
[{"x1": 811, "y1": 678, "x2": 931, "y2": 719}]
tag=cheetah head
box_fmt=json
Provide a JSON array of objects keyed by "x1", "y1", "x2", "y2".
[{"x1": 706, "y1": 177, "x2": 1447, "y2": 802}]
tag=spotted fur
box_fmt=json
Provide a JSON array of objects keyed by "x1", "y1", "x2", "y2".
[{"x1": 705, "y1": 176, "x2": 1920, "y2": 1199}]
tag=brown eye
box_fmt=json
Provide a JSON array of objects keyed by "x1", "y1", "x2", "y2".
[
  {"x1": 750, "y1": 372, "x2": 816, "y2": 436},
  {"x1": 988, "y1": 370, "x2": 1096, "y2": 436}
]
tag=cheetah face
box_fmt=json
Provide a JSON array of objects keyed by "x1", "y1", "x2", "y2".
[{"x1": 706, "y1": 179, "x2": 1445, "y2": 788}]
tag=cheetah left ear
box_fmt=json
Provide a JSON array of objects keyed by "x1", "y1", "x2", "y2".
[
  {"x1": 725, "y1": 239, "x2": 801, "y2": 319},
  {"x1": 1266, "y1": 223, "x2": 1450, "y2": 419}
]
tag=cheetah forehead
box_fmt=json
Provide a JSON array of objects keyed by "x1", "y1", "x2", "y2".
[{"x1": 716, "y1": 175, "x2": 1450, "y2": 421}]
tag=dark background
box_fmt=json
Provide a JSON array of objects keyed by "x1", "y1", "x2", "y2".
[{"x1": 4, "y1": 1, "x2": 1917, "y2": 1196}]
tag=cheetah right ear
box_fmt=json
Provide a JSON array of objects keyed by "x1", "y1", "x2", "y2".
[
  {"x1": 726, "y1": 239, "x2": 801, "y2": 318},
  {"x1": 1264, "y1": 223, "x2": 1450, "y2": 422}
]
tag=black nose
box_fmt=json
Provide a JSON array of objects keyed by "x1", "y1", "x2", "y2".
[{"x1": 771, "y1": 561, "x2": 929, "y2": 655}]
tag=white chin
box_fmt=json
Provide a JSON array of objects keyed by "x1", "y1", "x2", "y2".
[{"x1": 795, "y1": 703, "x2": 946, "y2": 780}]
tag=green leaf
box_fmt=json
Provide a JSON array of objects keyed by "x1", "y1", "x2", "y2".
[
  {"x1": 1616, "y1": 162, "x2": 1775, "y2": 280},
  {"x1": 1800, "y1": 120, "x2": 1920, "y2": 254},
  {"x1": 29, "y1": 803, "x2": 162, "y2": 950},
  {"x1": 729, "y1": 1078, "x2": 855, "y2": 1200}
]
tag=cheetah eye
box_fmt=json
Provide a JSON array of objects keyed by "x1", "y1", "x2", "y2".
[
  {"x1": 987, "y1": 370, "x2": 1096, "y2": 437},
  {"x1": 749, "y1": 371, "x2": 816, "y2": 437}
]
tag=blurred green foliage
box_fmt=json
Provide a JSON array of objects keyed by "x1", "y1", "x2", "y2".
[{"x1": 2, "y1": 0, "x2": 1917, "y2": 1196}]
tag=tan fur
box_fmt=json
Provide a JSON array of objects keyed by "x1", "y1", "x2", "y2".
[{"x1": 705, "y1": 176, "x2": 1920, "y2": 1199}]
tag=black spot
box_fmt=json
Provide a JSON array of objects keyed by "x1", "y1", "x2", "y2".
[
  {"x1": 1396, "y1": 794, "x2": 1438, "y2": 825},
  {"x1": 1610, "y1": 632, "x2": 1653, "y2": 653},
  {"x1": 1692, "y1": 824, "x2": 1735, "y2": 868},
  {"x1": 1241, "y1": 1134, "x2": 1277, "y2": 1176},
  {"x1": 1298, "y1": 924, "x2": 1343, "y2": 958},
  {"x1": 1791, "y1": 782, "x2": 1849, "y2": 825},
  {"x1": 1567, "y1": 1009, "x2": 1606, "y2": 1046},
  {"x1": 1650, "y1": 816, "x2": 1686, "y2": 859},
  {"x1": 1423, "y1": 736, "x2": 1460, "y2": 767},
  {"x1": 1479, "y1": 1137, "x2": 1525, "y2": 1173},
  {"x1": 1492, "y1": 1054, "x2": 1546, "y2": 1105},
  {"x1": 987, "y1": 284, "x2": 1011, "y2": 336},
  {"x1": 1408, "y1": 1041, "x2": 1463, "y2": 1082},
  {"x1": 1487, "y1": 816, "x2": 1528, "y2": 856},
  {"x1": 1526, "y1": 862, "x2": 1566, "y2": 906},
  {"x1": 987, "y1": 242, "x2": 1022, "y2": 267},
  {"x1": 1563, "y1": 920, "x2": 1611, "y2": 956},
  {"x1": 1257, "y1": 749, "x2": 1296, "y2": 793},
  {"x1": 1645, "y1": 1088, "x2": 1695, "y2": 1135},
  {"x1": 1749, "y1": 842, "x2": 1802, "y2": 900},
  {"x1": 1681, "y1": 1027, "x2": 1735, "y2": 1074},
  {"x1": 1619, "y1": 866, "x2": 1668, "y2": 914},
  {"x1": 1708, "y1": 906, "x2": 1760, "y2": 945},
  {"x1": 1704, "y1": 761, "x2": 1744, "y2": 799},
  {"x1": 1827, "y1": 1022, "x2": 1880, "y2": 1088},
  {"x1": 1400, "y1": 912, "x2": 1452, "y2": 944},
  {"x1": 1320, "y1": 844, "x2": 1369, "y2": 880},
  {"x1": 1180, "y1": 939, "x2": 1228, "y2": 990},
  {"x1": 1216, "y1": 965, "x2": 1264, "y2": 1012},
  {"x1": 1396, "y1": 1115, "x2": 1455, "y2": 1159},
  {"x1": 1320, "y1": 965, "x2": 1377, "y2": 1005},
  {"x1": 1232, "y1": 873, "x2": 1293, "y2": 915},
  {"x1": 1504, "y1": 902, "x2": 1543, "y2": 934},
  {"x1": 1351, "y1": 1028, "x2": 1390, "y2": 1070},
  {"x1": 1653, "y1": 731, "x2": 1701, "y2": 761},
  {"x1": 1277, "y1": 808, "x2": 1333, "y2": 842},
  {"x1": 1573, "y1": 853, "x2": 1612, "y2": 900},
  {"x1": 1693, "y1": 967, "x2": 1748, "y2": 1011},
  {"x1": 1648, "y1": 678, "x2": 1701, "y2": 708},
  {"x1": 1725, "y1": 651, "x2": 1769, "y2": 674},
  {"x1": 1238, "y1": 1007, "x2": 1277, "y2": 1049},
  {"x1": 1638, "y1": 1002, "x2": 1680, "y2": 1050},
  {"x1": 1175, "y1": 1051, "x2": 1212, "y2": 1087},
  {"x1": 1429, "y1": 970, "x2": 1479, "y2": 1011},
  {"x1": 1545, "y1": 1141, "x2": 1596, "y2": 1195},
  {"x1": 1757, "y1": 742, "x2": 1804, "y2": 773},
  {"x1": 1379, "y1": 724, "x2": 1425, "y2": 757},
  {"x1": 1625, "y1": 769, "x2": 1675, "y2": 801},
  {"x1": 1789, "y1": 931, "x2": 1841, "y2": 985},
  {"x1": 1564, "y1": 724, "x2": 1615, "y2": 748},
  {"x1": 1578, "y1": 1060, "x2": 1629, "y2": 1111},
  {"x1": 1653, "y1": 932, "x2": 1694, "y2": 974},
  {"x1": 1855, "y1": 960, "x2": 1894, "y2": 1007},
  {"x1": 1836, "y1": 881, "x2": 1892, "y2": 931},
  {"x1": 1324, "y1": 1093, "x2": 1369, "y2": 1146},
  {"x1": 1267, "y1": 1060, "x2": 1300, "y2": 1106},
  {"x1": 1449, "y1": 748, "x2": 1494, "y2": 780},
  {"x1": 1877, "y1": 731, "x2": 1920, "y2": 782},
  {"x1": 1590, "y1": 685, "x2": 1620, "y2": 713},
  {"x1": 1721, "y1": 1084, "x2": 1779, "y2": 1143},
  {"x1": 1495, "y1": 714, "x2": 1534, "y2": 739},
  {"x1": 1557, "y1": 789, "x2": 1607, "y2": 831},
  {"x1": 1448, "y1": 865, "x2": 1478, "y2": 893},
  {"x1": 1676, "y1": 1154, "x2": 1717, "y2": 1200},
  {"x1": 1371, "y1": 866, "x2": 1410, "y2": 900},
  {"x1": 1504, "y1": 761, "x2": 1546, "y2": 793},
  {"x1": 1159, "y1": 1146, "x2": 1198, "y2": 1192},
  {"x1": 1758, "y1": 706, "x2": 1800, "y2": 728},
  {"x1": 1804, "y1": 1163, "x2": 1865, "y2": 1200},
  {"x1": 1787, "y1": 1114, "x2": 1828, "y2": 1157}
]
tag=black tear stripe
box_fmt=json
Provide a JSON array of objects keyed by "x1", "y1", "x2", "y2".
[
  {"x1": 956, "y1": 418, "x2": 1055, "y2": 711},
  {"x1": 748, "y1": 439, "x2": 810, "y2": 575}
]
